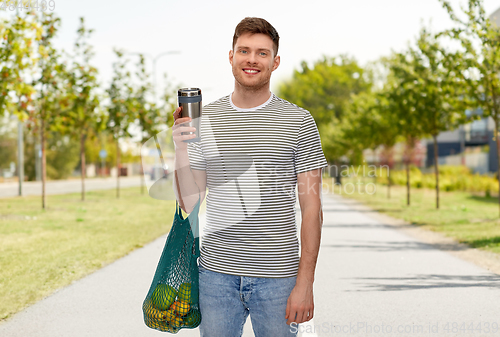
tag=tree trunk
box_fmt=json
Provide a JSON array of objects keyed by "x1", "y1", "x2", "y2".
[
  {"x1": 496, "y1": 122, "x2": 500, "y2": 217},
  {"x1": 433, "y1": 134, "x2": 439, "y2": 209},
  {"x1": 406, "y1": 161, "x2": 410, "y2": 206},
  {"x1": 116, "y1": 139, "x2": 120, "y2": 199},
  {"x1": 80, "y1": 133, "x2": 86, "y2": 202},
  {"x1": 373, "y1": 148, "x2": 377, "y2": 185},
  {"x1": 41, "y1": 119, "x2": 46, "y2": 210}
]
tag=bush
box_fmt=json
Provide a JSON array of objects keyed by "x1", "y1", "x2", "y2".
[{"x1": 377, "y1": 165, "x2": 498, "y2": 194}]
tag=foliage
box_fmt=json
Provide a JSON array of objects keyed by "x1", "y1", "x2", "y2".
[
  {"x1": 0, "y1": 12, "x2": 39, "y2": 120},
  {"x1": 63, "y1": 17, "x2": 101, "y2": 138},
  {"x1": 278, "y1": 55, "x2": 372, "y2": 163},
  {"x1": 343, "y1": 91, "x2": 401, "y2": 165},
  {"x1": 23, "y1": 132, "x2": 37, "y2": 181},
  {"x1": 376, "y1": 165, "x2": 498, "y2": 194},
  {"x1": 22, "y1": 131, "x2": 80, "y2": 181},
  {"x1": 439, "y1": 0, "x2": 500, "y2": 126},
  {"x1": 106, "y1": 49, "x2": 135, "y2": 141},
  {"x1": 439, "y1": 0, "x2": 500, "y2": 214},
  {"x1": 45, "y1": 132, "x2": 80, "y2": 180},
  {"x1": 61, "y1": 17, "x2": 102, "y2": 200},
  {"x1": 134, "y1": 54, "x2": 162, "y2": 141},
  {"x1": 279, "y1": 55, "x2": 371, "y2": 126},
  {"x1": 0, "y1": 116, "x2": 16, "y2": 170}
]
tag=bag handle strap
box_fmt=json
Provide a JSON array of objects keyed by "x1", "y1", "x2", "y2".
[{"x1": 175, "y1": 194, "x2": 201, "y2": 218}]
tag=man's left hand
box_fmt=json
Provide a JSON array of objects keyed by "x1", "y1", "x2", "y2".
[{"x1": 285, "y1": 280, "x2": 314, "y2": 325}]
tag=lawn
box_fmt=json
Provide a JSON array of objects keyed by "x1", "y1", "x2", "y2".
[
  {"x1": 324, "y1": 177, "x2": 500, "y2": 254},
  {"x1": 0, "y1": 187, "x2": 176, "y2": 321}
]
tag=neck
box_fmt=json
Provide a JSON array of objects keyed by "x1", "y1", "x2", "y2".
[{"x1": 231, "y1": 82, "x2": 272, "y2": 109}]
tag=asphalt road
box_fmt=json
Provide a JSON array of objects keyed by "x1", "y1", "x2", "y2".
[
  {"x1": 1, "y1": 194, "x2": 499, "y2": 337},
  {"x1": 0, "y1": 176, "x2": 145, "y2": 198}
]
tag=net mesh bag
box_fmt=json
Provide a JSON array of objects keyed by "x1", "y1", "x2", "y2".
[{"x1": 143, "y1": 200, "x2": 201, "y2": 333}]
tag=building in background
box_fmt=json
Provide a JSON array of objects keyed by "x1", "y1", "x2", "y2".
[{"x1": 423, "y1": 110, "x2": 493, "y2": 174}]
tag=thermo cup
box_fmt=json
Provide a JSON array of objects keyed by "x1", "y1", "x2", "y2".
[{"x1": 178, "y1": 88, "x2": 202, "y2": 143}]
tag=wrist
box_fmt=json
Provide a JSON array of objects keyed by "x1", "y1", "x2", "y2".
[{"x1": 296, "y1": 273, "x2": 314, "y2": 286}]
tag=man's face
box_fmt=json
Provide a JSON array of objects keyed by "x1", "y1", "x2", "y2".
[{"x1": 229, "y1": 33, "x2": 280, "y2": 91}]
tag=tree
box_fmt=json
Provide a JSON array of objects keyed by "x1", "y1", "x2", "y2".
[
  {"x1": 388, "y1": 28, "x2": 469, "y2": 209},
  {"x1": 439, "y1": 0, "x2": 500, "y2": 215},
  {"x1": 278, "y1": 55, "x2": 372, "y2": 165},
  {"x1": 383, "y1": 52, "x2": 424, "y2": 205},
  {"x1": 0, "y1": 12, "x2": 39, "y2": 195},
  {"x1": 345, "y1": 91, "x2": 400, "y2": 197},
  {"x1": 134, "y1": 54, "x2": 160, "y2": 195},
  {"x1": 0, "y1": 12, "x2": 38, "y2": 120},
  {"x1": 64, "y1": 17, "x2": 101, "y2": 201},
  {"x1": 106, "y1": 49, "x2": 135, "y2": 198},
  {"x1": 279, "y1": 55, "x2": 371, "y2": 126},
  {"x1": 29, "y1": 12, "x2": 70, "y2": 209}
]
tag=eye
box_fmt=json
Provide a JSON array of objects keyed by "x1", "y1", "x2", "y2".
[
  {"x1": 240, "y1": 50, "x2": 248, "y2": 54},
  {"x1": 260, "y1": 52, "x2": 267, "y2": 56}
]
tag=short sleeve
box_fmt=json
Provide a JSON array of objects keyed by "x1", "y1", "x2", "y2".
[
  {"x1": 295, "y1": 112, "x2": 328, "y2": 174},
  {"x1": 187, "y1": 141, "x2": 206, "y2": 170}
]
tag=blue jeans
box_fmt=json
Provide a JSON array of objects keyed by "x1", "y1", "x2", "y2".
[{"x1": 198, "y1": 266, "x2": 298, "y2": 337}]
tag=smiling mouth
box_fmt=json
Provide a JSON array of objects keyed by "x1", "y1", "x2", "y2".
[{"x1": 243, "y1": 69, "x2": 260, "y2": 74}]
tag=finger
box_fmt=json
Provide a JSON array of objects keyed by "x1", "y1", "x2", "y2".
[
  {"x1": 172, "y1": 127, "x2": 196, "y2": 137},
  {"x1": 173, "y1": 117, "x2": 192, "y2": 126},
  {"x1": 286, "y1": 310, "x2": 297, "y2": 325},
  {"x1": 173, "y1": 134, "x2": 197, "y2": 145},
  {"x1": 300, "y1": 309, "x2": 309, "y2": 323},
  {"x1": 173, "y1": 106, "x2": 182, "y2": 117}
]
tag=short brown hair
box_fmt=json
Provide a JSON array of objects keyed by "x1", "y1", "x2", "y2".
[{"x1": 232, "y1": 17, "x2": 279, "y2": 56}]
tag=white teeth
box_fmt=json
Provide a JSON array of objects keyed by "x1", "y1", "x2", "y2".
[{"x1": 244, "y1": 70, "x2": 258, "y2": 73}]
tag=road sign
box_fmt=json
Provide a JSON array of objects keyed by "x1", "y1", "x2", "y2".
[{"x1": 99, "y1": 149, "x2": 107, "y2": 159}]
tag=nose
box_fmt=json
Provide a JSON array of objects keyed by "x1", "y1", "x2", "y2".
[{"x1": 247, "y1": 52, "x2": 257, "y2": 65}]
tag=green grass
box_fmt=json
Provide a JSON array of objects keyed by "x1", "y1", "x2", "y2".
[
  {"x1": 325, "y1": 177, "x2": 500, "y2": 254},
  {"x1": 0, "y1": 187, "x2": 176, "y2": 321}
]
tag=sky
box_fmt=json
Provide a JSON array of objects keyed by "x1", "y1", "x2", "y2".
[{"x1": 7, "y1": 0, "x2": 500, "y2": 104}]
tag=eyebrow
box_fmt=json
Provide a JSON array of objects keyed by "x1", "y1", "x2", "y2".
[{"x1": 237, "y1": 46, "x2": 271, "y2": 53}]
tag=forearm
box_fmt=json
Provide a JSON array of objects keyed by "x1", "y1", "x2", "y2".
[
  {"x1": 296, "y1": 206, "x2": 322, "y2": 284},
  {"x1": 174, "y1": 148, "x2": 201, "y2": 213}
]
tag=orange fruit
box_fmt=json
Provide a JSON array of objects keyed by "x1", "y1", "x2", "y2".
[{"x1": 175, "y1": 301, "x2": 190, "y2": 316}]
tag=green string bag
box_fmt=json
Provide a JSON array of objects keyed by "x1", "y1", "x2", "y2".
[{"x1": 143, "y1": 200, "x2": 201, "y2": 333}]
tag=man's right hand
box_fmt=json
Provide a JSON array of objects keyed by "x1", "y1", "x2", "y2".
[{"x1": 172, "y1": 106, "x2": 197, "y2": 150}]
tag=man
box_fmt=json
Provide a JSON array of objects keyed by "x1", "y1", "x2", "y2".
[{"x1": 173, "y1": 17, "x2": 327, "y2": 337}]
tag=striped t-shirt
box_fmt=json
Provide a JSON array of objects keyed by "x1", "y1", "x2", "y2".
[{"x1": 187, "y1": 93, "x2": 327, "y2": 278}]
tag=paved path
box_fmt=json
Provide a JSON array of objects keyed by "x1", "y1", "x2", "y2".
[
  {"x1": 1, "y1": 194, "x2": 500, "y2": 336},
  {"x1": 0, "y1": 176, "x2": 145, "y2": 198}
]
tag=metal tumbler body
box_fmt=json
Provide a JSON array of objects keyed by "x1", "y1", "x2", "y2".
[{"x1": 178, "y1": 88, "x2": 202, "y2": 143}]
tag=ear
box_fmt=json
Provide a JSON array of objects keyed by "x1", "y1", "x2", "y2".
[
  {"x1": 229, "y1": 50, "x2": 234, "y2": 66},
  {"x1": 272, "y1": 55, "x2": 280, "y2": 71}
]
